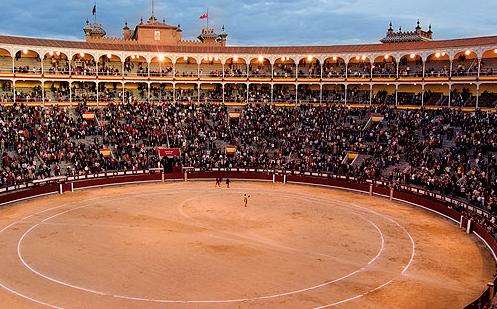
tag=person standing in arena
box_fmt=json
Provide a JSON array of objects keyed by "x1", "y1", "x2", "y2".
[
  {"x1": 215, "y1": 177, "x2": 221, "y2": 187},
  {"x1": 226, "y1": 178, "x2": 231, "y2": 188},
  {"x1": 243, "y1": 194, "x2": 251, "y2": 207}
]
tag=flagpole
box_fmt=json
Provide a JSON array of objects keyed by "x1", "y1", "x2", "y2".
[{"x1": 93, "y1": 0, "x2": 97, "y2": 23}]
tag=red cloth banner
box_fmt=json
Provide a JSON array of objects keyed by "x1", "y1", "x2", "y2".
[
  {"x1": 157, "y1": 147, "x2": 181, "y2": 158},
  {"x1": 199, "y1": 12, "x2": 208, "y2": 19}
]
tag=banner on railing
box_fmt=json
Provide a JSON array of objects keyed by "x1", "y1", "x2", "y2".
[{"x1": 157, "y1": 147, "x2": 181, "y2": 158}]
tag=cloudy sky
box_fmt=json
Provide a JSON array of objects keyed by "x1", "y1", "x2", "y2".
[{"x1": 0, "y1": 0, "x2": 495, "y2": 46}]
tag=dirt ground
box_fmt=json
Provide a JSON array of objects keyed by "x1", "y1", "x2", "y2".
[{"x1": 0, "y1": 181, "x2": 494, "y2": 309}]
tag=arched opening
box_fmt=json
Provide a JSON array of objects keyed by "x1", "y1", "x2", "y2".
[
  {"x1": 71, "y1": 81, "x2": 97, "y2": 103},
  {"x1": 347, "y1": 84, "x2": 370, "y2": 104},
  {"x1": 43, "y1": 51, "x2": 69, "y2": 75},
  {"x1": 124, "y1": 82, "x2": 148, "y2": 103},
  {"x1": 480, "y1": 49, "x2": 497, "y2": 77},
  {"x1": 273, "y1": 84, "x2": 296, "y2": 103},
  {"x1": 451, "y1": 83, "x2": 477, "y2": 107},
  {"x1": 175, "y1": 57, "x2": 198, "y2": 78},
  {"x1": 44, "y1": 81, "x2": 70, "y2": 103},
  {"x1": 98, "y1": 82, "x2": 123, "y2": 103},
  {"x1": 175, "y1": 83, "x2": 198, "y2": 103},
  {"x1": 424, "y1": 84, "x2": 449, "y2": 106},
  {"x1": 0, "y1": 48, "x2": 12, "y2": 74},
  {"x1": 199, "y1": 57, "x2": 223, "y2": 78},
  {"x1": 150, "y1": 83, "x2": 173, "y2": 103},
  {"x1": 322, "y1": 84, "x2": 345, "y2": 104},
  {"x1": 200, "y1": 83, "x2": 223, "y2": 102},
  {"x1": 98, "y1": 54, "x2": 122, "y2": 76},
  {"x1": 372, "y1": 55, "x2": 397, "y2": 78},
  {"x1": 71, "y1": 53, "x2": 96, "y2": 76},
  {"x1": 150, "y1": 56, "x2": 173, "y2": 77},
  {"x1": 15, "y1": 80, "x2": 42, "y2": 103},
  {"x1": 124, "y1": 55, "x2": 148, "y2": 77},
  {"x1": 14, "y1": 50, "x2": 41, "y2": 75},
  {"x1": 425, "y1": 52, "x2": 450, "y2": 78},
  {"x1": 273, "y1": 57, "x2": 296, "y2": 79},
  {"x1": 397, "y1": 84, "x2": 422, "y2": 106},
  {"x1": 348, "y1": 56, "x2": 371, "y2": 79},
  {"x1": 0, "y1": 80, "x2": 13, "y2": 103},
  {"x1": 248, "y1": 83, "x2": 270, "y2": 103},
  {"x1": 225, "y1": 57, "x2": 247, "y2": 77},
  {"x1": 298, "y1": 57, "x2": 321, "y2": 78},
  {"x1": 249, "y1": 57, "x2": 271, "y2": 78},
  {"x1": 323, "y1": 57, "x2": 346, "y2": 79},
  {"x1": 297, "y1": 84, "x2": 320, "y2": 103},
  {"x1": 372, "y1": 84, "x2": 395, "y2": 105},
  {"x1": 398, "y1": 54, "x2": 423, "y2": 78},
  {"x1": 225, "y1": 83, "x2": 247, "y2": 103},
  {"x1": 478, "y1": 84, "x2": 497, "y2": 108},
  {"x1": 452, "y1": 51, "x2": 478, "y2": 77}
]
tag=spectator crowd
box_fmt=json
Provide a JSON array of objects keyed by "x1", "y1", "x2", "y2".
[{"x1": 0, "y1": 102, "x2": 495, "y2": 218}]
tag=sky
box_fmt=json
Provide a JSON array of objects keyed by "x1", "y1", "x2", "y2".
[{"x1": 0, "y1": 0, "x2": 496, "y2": 46}]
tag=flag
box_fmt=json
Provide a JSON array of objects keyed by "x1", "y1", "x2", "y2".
[
  {"x1": 199, "y1": 12, "x2": 208, "y2": 20},
  {"x1": 92, "y1": 5, "x2": 96, "y2": 16}
]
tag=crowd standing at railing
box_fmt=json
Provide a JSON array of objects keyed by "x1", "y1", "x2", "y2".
[{"x1": 0, "y1": 102, "x2": 495, "y2": 217}]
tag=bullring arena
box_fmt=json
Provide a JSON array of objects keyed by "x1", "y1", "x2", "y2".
[{"x1": 0, "y1": 171, "x2": 494, "y2": 308}]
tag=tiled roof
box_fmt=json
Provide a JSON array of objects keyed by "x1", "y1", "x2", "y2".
[{"x1": 0, "y1": 34, "x2": 496, "y2": 54}]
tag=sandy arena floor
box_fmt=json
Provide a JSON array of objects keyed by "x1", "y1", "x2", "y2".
[{"x1": 0, "y1": 181, "x2": 494, "y2": 309}]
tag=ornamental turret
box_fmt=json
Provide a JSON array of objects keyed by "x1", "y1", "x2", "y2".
[
  {"x1": 83, "y1": 20, "x2": 106, "y2": 40},
  {"x1": 381, "y1": 20, "x2": 433, "y2": 43}
]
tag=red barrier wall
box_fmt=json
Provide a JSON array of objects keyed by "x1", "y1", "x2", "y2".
[{"x1": 0, "y1": 183, "x2": 58, "y2": 206}]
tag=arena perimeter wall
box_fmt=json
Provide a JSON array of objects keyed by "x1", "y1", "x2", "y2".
[{"x1": 0, "y1": 169, "x2": 495, "y2": 308}]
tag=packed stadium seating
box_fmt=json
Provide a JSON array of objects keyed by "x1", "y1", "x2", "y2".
[{"x1": 0, "y1": 102, "x2": 495, "y2": 217}]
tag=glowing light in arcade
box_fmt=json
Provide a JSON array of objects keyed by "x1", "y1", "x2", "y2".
[
  {"x1": 465, "y1": 50, "x2": 472, "y2": 56},
  {"x1": 307, "y1": 55, "x2": 313, "y2": 62},
  {"x1": 80, "y1": 52, "x2": 85, "y2": 58},
  {"x1": 258, "y1": 55, "x2": 264, "y2": 63},
  {"x1": 233, "y1": 56, "x2": 239, "y2": 62},
  {"x1": 410, "y1": 53, "x2": 416, "y2": 59},
  {"x1": 158, "y1": 54, "x2": 165, "y2": 62},
  {"x1": 384, "y1": 54, "x2": 390, "y2": 60},
  {"x1": 22, "y1": 49, "x2": 28, "y2": 55}
]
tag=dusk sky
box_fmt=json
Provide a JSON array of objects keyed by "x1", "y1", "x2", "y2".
[{"x1": 0, "y1": 0, "x2": 495, "y2": 46}]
